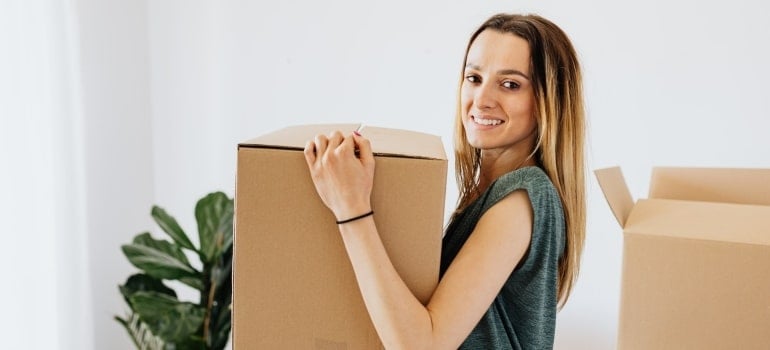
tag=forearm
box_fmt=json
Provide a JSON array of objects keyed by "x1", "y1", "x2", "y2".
[{"x1": 337, "y1": 216, "x2": 436, "y2": 350}]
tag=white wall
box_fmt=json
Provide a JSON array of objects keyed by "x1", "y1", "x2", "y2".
[
  {"x1": 74, "y1": 0, "x2": 155, "y2": 348},
  {"x1": 78, "y1": 0, "x2": 770, "y2": 348},
  {"x1": 1, "y1": 1, "x2": 93, "y2": 348}
]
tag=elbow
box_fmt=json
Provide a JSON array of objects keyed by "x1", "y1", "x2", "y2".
[{"x1": 382, "y1": 313, "x2": 438, "y2": 350}]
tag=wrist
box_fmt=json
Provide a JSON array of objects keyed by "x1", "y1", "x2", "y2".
[
  {"x1": 336, "y1": 210, "x2": 374, "y2": 225},
  {"x1": 332, "y1": 200, "x2": 371, "y2": 222}
]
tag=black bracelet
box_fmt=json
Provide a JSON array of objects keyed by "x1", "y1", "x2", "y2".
[{"x1": 336, "y1": 210, "x2": 374, "y2": 225}]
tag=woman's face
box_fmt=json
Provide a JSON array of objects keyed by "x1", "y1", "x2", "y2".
[{"x1": 461, "y1": 29, "x2": 537, "y2": 157}]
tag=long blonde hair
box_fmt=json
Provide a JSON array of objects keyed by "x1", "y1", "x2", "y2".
[{"x1": 453, "y1": 13, "x2": 586, "y2": 309}]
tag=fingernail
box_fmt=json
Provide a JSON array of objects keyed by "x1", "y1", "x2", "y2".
[{"x1": 353, "y1": 131, "x2": 361, "y2": 136}]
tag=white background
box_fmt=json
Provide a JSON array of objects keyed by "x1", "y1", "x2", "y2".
[{"x1": 3, "y1": 0, "x2": 770, "y2": 349}]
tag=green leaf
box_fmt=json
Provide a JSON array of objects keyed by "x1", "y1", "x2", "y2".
[
  {"x1": 115, "y1": 313, "x2": 166, "y2": 350},
  {"x1": 195, "y1": 192, "x2": 233, "y2": 264},
  {"x1": 114, "y1": 316, "x2": 137, "y2": 348},
  {"x1": 209, "y1": 246, "x2": 232, "y2": 349},
  {"x1": 122, "y1": 239, "x2": 198, "y2": 281},
  {"x1": 133, "y1": 232, "x2": 191, "y2": 267},
  {"x1": 178, "y1": 276, "x2": 204, "y2": 291},
  {"x1": 130, "y1": 291, "x2": 206, "y2": 343},
  {"x1": 119, "y1": 273, "x2": 176, "y2": 306},
  {"x1": 209, "y1": 283, "x2": 232, "y2": 349},
  {"x1": 172, "y1": 337, "x2": 207, "y2": 350},
  {"x1": 152, "y1": 206, "x2": 196, "y2": 251},
  {"x1": 211, "y1": 314, "x2": 231, "y2": 350}
]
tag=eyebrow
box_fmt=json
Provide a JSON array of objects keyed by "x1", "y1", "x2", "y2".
[{"x1": 465, "y1": 63, "x2": 531, "y2": 80}]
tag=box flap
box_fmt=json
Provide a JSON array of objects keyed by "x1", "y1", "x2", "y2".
[
  {"x1": 594, "y1": 167, "x2": 635, "y2": 227},
  {"x1": 624, "y1": 198, "x2": 770, "y2": 246},
  {"x1": 240, "y1": 123, "x2": 358, "y2": 150},
  {"x1": 240, "y1": 124, "x2": 446, "y2": 160},
  {"x1": 650, "y1": 167, "x2": 770, "y2": 206}
]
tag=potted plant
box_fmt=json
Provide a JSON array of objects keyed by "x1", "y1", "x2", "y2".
[{"x1": 115, "y1": 192, "x2": 233, "y2": 350}]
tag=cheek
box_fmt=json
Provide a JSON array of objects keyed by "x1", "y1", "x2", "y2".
[
  {"x1": 525, "y1": 115, "x2": 538, "y2": 133},
  {"x1": 506, "y1": 94, "x2": 535, "y2": 118},
  {"x1": 523, "y1": 103, "x2": 538, "y2": 134}
]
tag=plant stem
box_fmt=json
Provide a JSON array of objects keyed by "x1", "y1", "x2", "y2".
[
  {"x1": 204, "y1": 278, "x2": 217, "y2": 343},
  {"x1": 203, "y1": 232, "x2": 227, "y2": 347},
  {"x1": 201, "y1": 265, "x2": 213, "y2": 346}
]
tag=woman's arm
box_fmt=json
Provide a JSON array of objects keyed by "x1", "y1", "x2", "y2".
[{"x1": 305, "y1": 131, "x2": 532, "y2": 350}]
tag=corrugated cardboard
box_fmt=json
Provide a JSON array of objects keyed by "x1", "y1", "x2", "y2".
[
  {"x1": 595, "y1": 166, "x2": 770, "y2": 349},
  {"x1": 234, "y1": 124, "x2": 447, "y2": 349}
]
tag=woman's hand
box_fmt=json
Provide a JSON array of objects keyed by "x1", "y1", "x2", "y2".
[{"x1": 304, "y1": 130, "x2": 375, "y2": 221}]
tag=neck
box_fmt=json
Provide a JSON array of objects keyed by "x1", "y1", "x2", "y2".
[{"x1": 477, "y1": 149, "x2": 537, "y2": 193}]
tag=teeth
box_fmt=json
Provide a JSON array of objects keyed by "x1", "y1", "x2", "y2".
[{"x1": 474, "y1": 116, "x2": 502, "y2": 126}]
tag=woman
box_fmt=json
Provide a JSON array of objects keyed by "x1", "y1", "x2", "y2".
[{"x1": 304, "y1": 13, "x2": 586, "y2": 349}]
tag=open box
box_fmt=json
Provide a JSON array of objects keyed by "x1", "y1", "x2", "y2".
[{"x1": 595, "y1": 166, "x2": 770, "y2": 349}]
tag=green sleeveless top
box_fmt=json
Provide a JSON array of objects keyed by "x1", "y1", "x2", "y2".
[{"x1": 441, "y1": 166, "x2": 565, "y2": 350}]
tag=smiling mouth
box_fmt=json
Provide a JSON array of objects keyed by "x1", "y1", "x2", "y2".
[{"x1": 473, "y1": 115, "x2": 503, "y2": 126}]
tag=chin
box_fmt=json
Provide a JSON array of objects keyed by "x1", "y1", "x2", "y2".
[{"x1": 466, "y1": 138, "x2": 494, "y2": 150}]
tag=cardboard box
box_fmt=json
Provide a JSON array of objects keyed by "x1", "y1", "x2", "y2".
[
  {"x1": 595, "y1": 166, "x2": 770, "y2": 349},
  {"x1": 234, "y1": 124, "x2": 447, "y2": 349}
]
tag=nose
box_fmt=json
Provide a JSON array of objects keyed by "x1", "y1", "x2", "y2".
[{"x1": 473, "y1": 81, "x2": 496, "y2": 109}]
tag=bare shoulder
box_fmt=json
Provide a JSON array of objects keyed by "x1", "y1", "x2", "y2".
[
  {"x1": 427, "y1": 189, "x2": 533, "y2": 348},
  {"x1": 475, "y1": 189, "x2": 533, "y2": 244}
]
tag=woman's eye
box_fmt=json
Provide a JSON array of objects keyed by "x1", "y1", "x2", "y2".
[
  {"x1": 465, "y1": 75, "x2": 480, "y2": 83},
  {"x1": 502, "y1": 81, "x2": 520, "y2": 90}
]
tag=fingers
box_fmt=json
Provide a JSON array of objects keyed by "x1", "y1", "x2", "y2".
[
  {"x1": 326, "y1": 131, "x2": 345, "y2": 159},
  {"x1": 314, "y1": 134, "x2": 329, "y2": 158},
  {"x1": 306, "y1": 131, "x2": 364, "y2": 166},
  {"x1": 328, "y1": 131, "x2": 344, "y2": 147},
  {"x1": 303, "y1": 140, "x2": 316, "y2": 168},
  {"x1": 323, "y1": 131, "x2": 352, "y2": 160},
  {"x1": 353, "y1": 132, "x2": 374, "y2": 166},
  {"x1": 338, "y1": 132, "x2": 355, "y2": 155}
]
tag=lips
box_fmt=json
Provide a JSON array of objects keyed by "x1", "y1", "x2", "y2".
[{"x1": 472, "y1": 115, "x2": 504, "y2": 126}]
